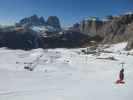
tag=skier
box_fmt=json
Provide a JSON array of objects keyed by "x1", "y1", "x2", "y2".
[
  {"x1": 116, "y1": 63, "x2": 125, "y2": 84},
  {"x1": 119, "y1": 68, "x2": 124, "y2": 81}
]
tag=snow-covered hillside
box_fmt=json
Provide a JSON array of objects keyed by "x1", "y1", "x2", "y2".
[{"x1": 0, "y1": 43, "x2": 133, "y2": 100}]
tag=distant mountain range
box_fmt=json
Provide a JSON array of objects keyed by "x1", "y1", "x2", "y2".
[
  {"x1": 16, "y1": 14, "x2": 61, "y2": 31},
  {"x1": 71, "y1": 12, "x2": 133, "y2": 50},
  {"x1": 0, "y1": 12, "x2": 133, "y2": 50},
  {"x1": 0, "y1": 15, "x2": 91, "y2": 50}
]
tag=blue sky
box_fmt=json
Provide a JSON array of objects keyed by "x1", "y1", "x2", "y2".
[{"x1": 0, "y1": 0, "x2": 133, "y2": 27}]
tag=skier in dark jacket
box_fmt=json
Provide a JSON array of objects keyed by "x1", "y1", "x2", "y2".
[
  {"x1": 116, "y1": 63, "x2": 125, "y2": 84},
  {"x1": 119, "y1": 68, "x2": 124, "y2": 81}
]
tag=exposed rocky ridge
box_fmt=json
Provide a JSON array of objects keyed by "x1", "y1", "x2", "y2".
[
  {"x1": 102, "y1": 13, "x2": 133, "y2": 43},
  {"x1": 46, "y1": 16, "x2": 61, "y2": 30},
  {"x1": 69, "y1": 23, "x2": 80, "y2": 32},
  {"x1": 0, "y1": 13, "x2": 133, "y2": 50},
  {"x1": 16, "y1": 14, "x2": 46, "y2": 27},
  {"x1": 125, "y1": 22, "x2": 133, "y2": 50},
  {"x1": 80, "y1": 17, "x2": 103, "y2": 36},
  {"x1": 16, "y1": 14, "x2": 61, "y2": 31},
  {"x1": 71, "y1": 12, "x2": 133, "y2": 49}
]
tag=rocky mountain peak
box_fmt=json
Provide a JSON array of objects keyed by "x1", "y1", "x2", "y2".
[
  {"x1": 16, "y1": 15, "x2": 61, "y2": 31},
  {"x1": 47, "y1": 16, "x2": 61, "y2": 30},
  {"x1": 80, "y1": 16, "x2": 103, "y2": 36},
  {"x1": 69, "y1": 12, "x2": 133, "y2": 49},
  {"x1": 16, "y1": 14, "x2": 46, "y2": 27}
]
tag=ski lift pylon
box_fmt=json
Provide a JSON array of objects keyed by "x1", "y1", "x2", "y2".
[{"x1": 120, "y1": 62, "x2": 125, "y2": 68}]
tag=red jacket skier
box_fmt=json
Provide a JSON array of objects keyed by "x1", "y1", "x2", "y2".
[{"x1": 116, "y1": 62, "x2": 125, "y2": 84}]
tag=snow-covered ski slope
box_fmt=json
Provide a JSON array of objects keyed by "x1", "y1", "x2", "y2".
[{"x1": 0, "y1": 42, "x2": 133, "y2": 100}]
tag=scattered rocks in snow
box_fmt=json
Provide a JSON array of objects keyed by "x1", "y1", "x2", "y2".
[
  {"x1": 100, "y1": 50, "x2": 113, "y2": 53},
  {"x1": 81, "y1": 49, "x2": 97, "y2": 55},
  {"x1": 24, "y1": 66, "x2": 34, "y2": 71},
  {"x1": 96, "y1": 56, "x2": 118, "y2": 61}
]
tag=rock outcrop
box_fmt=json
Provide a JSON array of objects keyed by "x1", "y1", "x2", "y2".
[
  {"x1": 125, "y1": 22, "x2": 133, "y2": 50},
  {"x1": 80, "y1": 17, "x2": 103, "y2": 36},
  {"x1": 46, "y1": 16, "x2": 61, "y2": 30},
  {"x1": 78, "y1": 13, "x2": 133, "y2": 38},
  {"x1": 69, "y1": 22, "x2": 80, "y2": 32},
  {"x1": 16, "y1": 14, "x2": 46, "y2": 27},
  {"x1": 71, "y1": 12, "x2": 133, "y2": 49},
  {"x1": 16, "y1": 15, "x2": 61, "y2": 31},
  {"x1": 102, "y1": 13, "x2": 133, "y2": 43}
]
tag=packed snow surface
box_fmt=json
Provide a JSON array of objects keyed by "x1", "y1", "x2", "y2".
[{"x1": 0, "y1": 43, "x2": 133, "y2": 100}]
